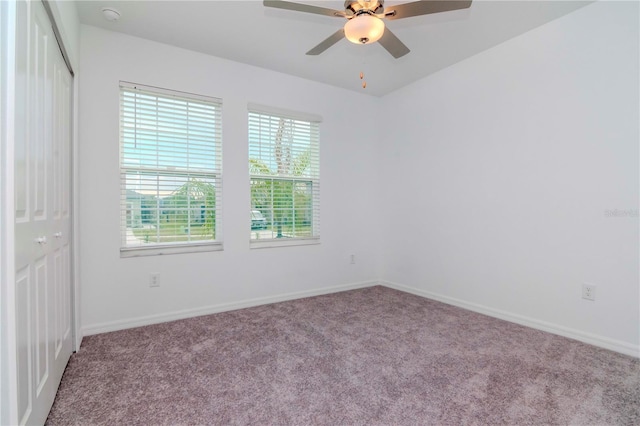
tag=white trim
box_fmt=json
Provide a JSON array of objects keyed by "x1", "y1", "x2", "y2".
[
  {"x1": 81, "y1": 278, "x2": 639, "y2": 358},
  {"x1": 71, "y1": 65, "x2": 82, "y2": 352},
  {"x1": 380, "y1": 280, "x2": 640, "y2": 358},
  {"x1": 120, "y1": 241, "x2": 223, "y2": 258},
  {"x1": 1, "y1": 1, "x2": 18, "y2": 423},
  {"x1": 41, "y1": 0, "x2": 73, "y2": 76},
  {"x1": 120, "y1": 80, "x2": 222, "y2": 104},
  {"x1": 41, "y1": 0, "x2": 78, "y2": 72},
  {"x1": 82, "y1": 280, "x2": 378, "y2": 336}
]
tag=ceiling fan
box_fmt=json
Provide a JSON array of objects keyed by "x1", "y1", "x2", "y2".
[{"x1": 264, "y1": 0, "x2": 472, "y2": 58}]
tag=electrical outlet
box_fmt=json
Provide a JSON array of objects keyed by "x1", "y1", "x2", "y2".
[
  {"x1": 582, "y1": 283, "x2": 595, "y2": 301},
  {"x1": 350, "y1": 254, "x2": 356, "y2": 264},
  {"x1": 149, "y1": 273, "x2": 160, "y2": 288}
]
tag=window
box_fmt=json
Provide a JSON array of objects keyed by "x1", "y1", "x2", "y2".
[
  {"x1": 248, "y1": 105, "x2": 320, "y2": 246},
  {"x1": 120, "y1": 82, "x2": 222, "y2": 256}
]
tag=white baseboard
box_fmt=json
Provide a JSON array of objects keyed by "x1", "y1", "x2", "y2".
[
  {"x1": 82, "y1": 280, "x2": 378, "y2": 337},
  {"x1": 380, "y1": 280, "x2": 639, "y2": 358},
  {"x1": 74, "y1": 330, "x2": 83, "y2": 353},
  {"x1": 82, "y1": 279, "x2": 639, "y2": 358}
]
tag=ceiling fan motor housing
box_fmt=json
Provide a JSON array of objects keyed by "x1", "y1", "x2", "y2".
[{"x1": 345, "y1": 0, "x2": 385, "y2": 17}]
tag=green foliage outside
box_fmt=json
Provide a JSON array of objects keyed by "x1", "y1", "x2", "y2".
[
  {"x1": 250, "y1": 119, "x2": 313, "y2": 238},
  {"x1": 250, "y1": 175, "x2": 313, "y2": 238},
  {"x1": 132, "y1": 177, "x2": 216, "y2": 243}
]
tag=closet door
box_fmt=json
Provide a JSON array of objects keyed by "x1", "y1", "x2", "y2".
[{"x1": 14, "y1": 1, "x2": 73, "y2": 424}]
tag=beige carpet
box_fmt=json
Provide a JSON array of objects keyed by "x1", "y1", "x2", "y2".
[{"x1": 47, "y1": 286, "x2": 639, "y2": 425}]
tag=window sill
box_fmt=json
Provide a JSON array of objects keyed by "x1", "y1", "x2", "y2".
[
  {"x1": 120, "y1": 242, "x2": 223, "y2": 258},
  {"x1": 250, "y1": 237, "x2": 320, "y2": 249}
]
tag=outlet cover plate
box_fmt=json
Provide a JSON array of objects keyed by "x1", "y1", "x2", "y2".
[
  {"x1": 149, "y1": 273, "x2": 160, "y2": 288},
  {"x1": 582, "y1": 283, "x2": 595, "y2": 301}
]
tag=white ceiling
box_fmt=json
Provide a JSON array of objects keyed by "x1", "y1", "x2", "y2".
[{"x1": 75, "y1": 0, "x2": 592, "y2": 96}]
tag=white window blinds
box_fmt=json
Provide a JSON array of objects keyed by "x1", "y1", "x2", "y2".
[
  {"x1": 248, "y1": 107, "x2": 320, "y2": 243},
  {"x1": 120, "y1": 82, "x2": 222, "y2": 255}
]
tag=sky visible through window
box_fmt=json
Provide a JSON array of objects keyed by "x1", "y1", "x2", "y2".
[
  {"x1": 248, "y1": 112, "x2": 317, "y2": 178},
  {"x1": 122, "y1": 91, "x2": 220, "y2": 195},
  {"x1": 120, "y1": 86, "x2": 222, "y2": 249}
]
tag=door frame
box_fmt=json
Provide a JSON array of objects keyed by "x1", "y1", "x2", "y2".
[{"x1": 1, "y1": 0, "x2": 19, "y2": 424}]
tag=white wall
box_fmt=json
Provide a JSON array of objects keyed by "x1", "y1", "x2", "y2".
[
  {"x1": 79, "y1": 1, "x2": 639, "y2": 357},
  {"x1": 78, "y1": 25, "x2": 382, "y2": 333},
  {"x1": 380, "y1": 1, "x2": 639, "y2": 356}
]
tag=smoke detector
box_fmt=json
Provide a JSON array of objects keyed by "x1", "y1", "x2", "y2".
[{"x1": 101, "y1": 7, "x2": 121, "y2": 22}]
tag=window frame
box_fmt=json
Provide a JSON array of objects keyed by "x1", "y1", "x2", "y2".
[
  {"x1": 248, "y1": 104, "x2": 321, "y2": 249},
  {"x1": 119, "y1": 81, "x2": 223, "y2": 257}
]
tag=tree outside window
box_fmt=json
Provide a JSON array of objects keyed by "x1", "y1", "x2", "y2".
[
  {"x1": 120, "y1": 83, "x2": 222, "y2": 255},
  {"x1": 249, "y1": 110, "x2": 320, "y2": 242}
]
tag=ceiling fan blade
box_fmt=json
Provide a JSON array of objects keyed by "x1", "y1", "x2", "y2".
[
  {"x1": 385, "y1": 0, "x2": 472, "y2": 20},
  {"x1": 378, "y1": 28, "x2": 410, "y2": 58},
  {"x1": 306, "y1": 29, "x2": 345, "y2": 55},
  {"x1": 264, "y1": 0, "x2": 345, "y2": 18}
]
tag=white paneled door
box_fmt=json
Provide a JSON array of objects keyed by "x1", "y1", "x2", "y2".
[{"x1": 14, "y1": 1, "x2": 73, "y2": 424}]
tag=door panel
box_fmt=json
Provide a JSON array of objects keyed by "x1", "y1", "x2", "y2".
[
  {"x1": 15, "y1": 267, "x2": 31, "y2": 422},
  {"x1": 14, "y1": 1, "x2": 74, "y2": 424},
  {"x1": 31, "y1": 3, "x2": 48, "y2": 221},
  {"x1": 35, "y1": 256, "x2": 48, "y2": 396},
  {"x1": 14, "y1": 0, "x2": 28, "y2": 223}
]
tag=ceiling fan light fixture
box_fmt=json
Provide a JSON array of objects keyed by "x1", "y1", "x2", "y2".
[{"x1": 344, "y1": 14, "x2": 385, "y2": 45}]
